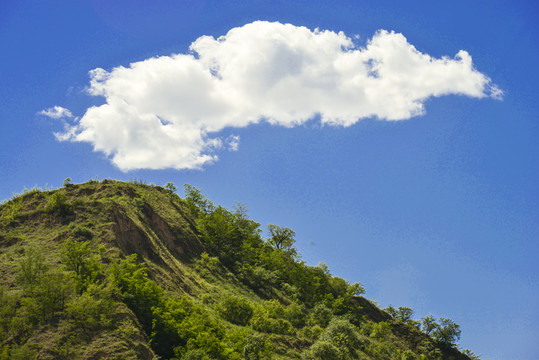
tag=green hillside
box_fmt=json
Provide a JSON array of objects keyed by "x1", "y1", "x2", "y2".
[{"x1": 0, "y1": 180, "x2": 479, "y2": 359}]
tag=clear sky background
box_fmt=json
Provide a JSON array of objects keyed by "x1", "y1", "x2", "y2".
[{"x1": 1, "y1": 1, "x2": 538, "y2": 358}]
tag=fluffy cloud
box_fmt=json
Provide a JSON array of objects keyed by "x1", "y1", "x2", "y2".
[
  {"x1": 51, "y1": 21, "x2": 501, "y2": 171},
  {"x1": 39, "y1": 106, "x2": 73, "y2": 119}
]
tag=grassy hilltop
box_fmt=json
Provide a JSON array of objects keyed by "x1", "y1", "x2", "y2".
[{"x1": 0, "y1": 179, "x2": 478, "y2": 359}]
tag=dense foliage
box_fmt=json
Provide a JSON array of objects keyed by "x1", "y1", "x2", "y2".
[{"x1": 0, "y1": 180, "x2": 477, "y2": 359}]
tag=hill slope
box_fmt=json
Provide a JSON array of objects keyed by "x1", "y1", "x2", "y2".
[{"x1": 0, "y1": 180, "x2": 477, "y2": 359}]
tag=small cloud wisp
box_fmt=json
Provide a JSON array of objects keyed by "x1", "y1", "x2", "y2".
[{"x1": 39, "y1": 106, "x2": 73, "y2": 119}]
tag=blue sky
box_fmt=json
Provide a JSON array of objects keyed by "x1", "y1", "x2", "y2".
[{"x1": 1, "y1": 1, "x2": 538, "y2": 358}]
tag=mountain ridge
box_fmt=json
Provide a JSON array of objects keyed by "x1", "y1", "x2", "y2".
[{"x1": 0, "y1": 179, "x2": 477, "y2": 359}]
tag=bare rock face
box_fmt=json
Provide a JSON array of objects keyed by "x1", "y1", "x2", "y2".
[
  {"x1": 111, "y1": 206, "x2": 162, "y2": 264},
  {"x1": 141, "y1": 202, "x2": 204, "y2": 262},
  {"x1": 111, "y1": 203, "x2": 204, "y2": 266}
]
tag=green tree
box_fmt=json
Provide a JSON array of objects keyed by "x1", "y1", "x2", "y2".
[
  {"x1": 462, "y1": 348, "x2": 482, "y2": 360},
  {"x1": 164, "y1": 182, "x2": 177, "y2": 192},
  {"x1": 397, "y1": 306, "x2": 414, "y2": 322},
  {"x1": 16, "y1": 247, "x2": 47, "y2": 291},
  {"x1": 432, "y1": 317, "x2": 461, "y2": 346},
  {"x1": 60, "y1": 237, "x2": 102, "y2": 292},
  {"x1": 385, "y1": 305, "x2": 414, "y2": 323},
  {"x1": 183, "y1": 184, "x2": 214, "y2": 217},
  {"x1": 197, "y1": 205, "x2": 244, "y2": 266},
  {"x1": 420, "y1": 314, "x2": 438, "y2": 335},
  {"x1": 329, "y1": 276, "x2": 349, "y2": 298},
  {"x1": 109, "y1": 255, "x2": 163, "y2": 335},
  {"x1": 347, "y1": 282, "x2": 365, "y2": 296},
  {"x1": 316, "y1": 262, "x2": 330, "y2": 275},
  {"x1": 267, "y1": 224, "x2": 296, "y2": 251},
  {"x1": 233, "y1": 202, "x2": 264, "y2": 264},
  {"x1": 29, "y1": 270, "x2": 74, "y2": 321},
  {"x1": 13, "y1": 269, "x2": 74, "y2": 328},
  {"x1": 61, "y1": 237, "x2": 92, "y2": 276}
]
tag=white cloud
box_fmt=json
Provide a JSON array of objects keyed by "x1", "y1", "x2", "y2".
[
  {"x1": 39, "y1": 106, "x2": 73, "y2": 119},
  {"x1": 226, "y1": 135, "x2": 240, "y2": 152},
  {"x1": 54, "y1": 21, "x2": 501, "y2": 171}
]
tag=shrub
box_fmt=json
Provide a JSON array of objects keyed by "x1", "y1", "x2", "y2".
[
  {"x1": 11, "y1": 270, "x2": 74, "y2": 331},
  {"x1": 45, "y1": 192, "x2": 72, "y2": 216},
  {"x1": 369, "y1": 341, "x2": 399, "y2": 358},
  {"x1": 63, "y1": 177, "x2": 73, "y2": 188},
  {"x1": 10, "y1": 297, "x2": 41, "y2": 335},
  {"x1": 250, "y1": 315, "x2": 294, "y2": 335},
  {"x1": 8, "y1": 343, "x2": 37, "y2": 360},
  {"x1": 297, "y1": 325, "x2": 323, "y2": 340},
  {"x1": 182, "y1": 331, "x2": 227, "y2": 359},
  {"x1": 16, "y1": 247, "x2": 47, "y2": 290},
  {"x1": 70, "y1": 223, "x2": 93, "y2": 240},
  {"x1": 418, "y1": 340, "x2": 442, "y2": 359},
  {"x1": 400, "y1": 349, "x2": 417, "y2": 360},
  {"x1": 243, "y1": 333, "x2": 272, "y2": 360},
  {"x1": 132, "y1": 197, "x2": 145, "y2": 210},
  {"x1": 285, "y1": 301, "x2": 307, "y2": 328},
  {"x1": 332, "y1": 296, "x2": 350, "y2": 316},
  {"x1": 302, "y1": 340, "x2": 340, "y2": 360},
  {"x1": 29, "y1": 270, "x2": 74, "y2": 320},
  {"x1": 66, "y1": 283, "x2": 116, "y2": 331},
  {"x1": 0, "y1": 196, "x2": 23, "y2": 225},
  {"x1": 309, "y1": 304, "x2": 332, "y2": 327},
  {"x1": 180, "y1": 349, "x2": 209, "y2": 360},
  {"x1": 263, "y1": 299, "x2": 285, "y2": 319},
  {"x1": 215, "y1": 295, "x2": 254, "y2": 326},
  {"x1": 155, "y1": 297, "x2": 228, "y2": 358},
  {"x1": 195, "y1": 252, "x2": 220, "y2": 271},
  {"x1": 0, "y1": 286, "x2": 18, "y2": 339},
  {"x1": 60, "y1": 237, "x2": 103, "y2": 292},
  {"x1": 281, "y1": 282, "x2": 299, "y2": 299},
  {"x1": 318, "y1": 318, "x2": 364, "y2": 358},
  {"x1": 370, "y1": 321, "x2": 392, "y2": 339},
  {"x1": 244, "y1": 266, "x2": 279, "y2": 289}
]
